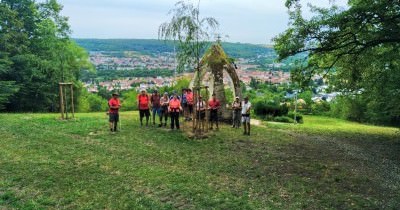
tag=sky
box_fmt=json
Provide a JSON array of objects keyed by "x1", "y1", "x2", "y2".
[{"x1": 55, "y1": 0, "x2": 347, "y2": 45}]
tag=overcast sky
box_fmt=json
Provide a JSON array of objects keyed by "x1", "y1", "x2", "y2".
[{"x1": 55, "y1": 0, "x2": 347, "y2": 44}]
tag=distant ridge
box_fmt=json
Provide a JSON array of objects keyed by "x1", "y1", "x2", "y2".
[{"x1": 74, "y1": 38, "x2": 274, "y2": 59}]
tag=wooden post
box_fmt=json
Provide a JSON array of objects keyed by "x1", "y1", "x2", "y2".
[
  {"x1": 64, "y1": 85, "x2": 68, "y2": 119},
  {"x1": 59, "y1": 83, "x2": 64, "y2": 120},
  {"x1": 70, "y1": 84, "x2": 75, "y2": 119}
]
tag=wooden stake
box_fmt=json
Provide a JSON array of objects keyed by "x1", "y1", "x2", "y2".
[
  {"x1": 59, "y1": 83, "x2": 64, "y2": 120},
  {"x1": 64, "y1": 85, "x2": 68, "y2": 119},
  {"x1": 70, "y1": 84, "x2": 75, "y2": 119}
]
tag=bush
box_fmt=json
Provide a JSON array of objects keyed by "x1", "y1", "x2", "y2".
[
  {"x1": 87, "y1": 94, "x2": 108, "y2": 112},
  {"x1": 330, "y1": 96, "x2": 366, "y2": 122},
  {"x1": 311, "y1": 101, "x2": 331, "y2": 115},
  {"x1": 120, "y1": 90, "x2": 138, "y2": 111},
  {"x1": 287, "y1": 111, "x2": 303, "y2": 123},
  {"x1": 274, "y1": 116, "x2": 294, "y2": 123},
  {"x1": 254, "y1": 101, "x2": 289, "y2": 117}
]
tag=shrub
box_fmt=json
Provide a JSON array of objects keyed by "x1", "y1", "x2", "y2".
[
  {"x1": 287, "y1": 111, "x2": 303, "y2": 123},
  {"x1": 87, "y1": 94, "x2": 108, "y2": 112},
  {"x1": 311, "y1": 101, "x2": 331, "y2": 115},
  {"x1": 274, "y1": 116, "x2": 294, "y2": 123},
  {"x1": 254, "y1": 101, "x2": 289, "y2": 117},
  {"x1": 120, "y1": 90, "x2": 138, "y2": 111}
]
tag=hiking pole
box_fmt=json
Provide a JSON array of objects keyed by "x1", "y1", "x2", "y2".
[
  {"x1": 181, "y1": 108, "x2": 185, "y2": 132},
  {"x1": 119, "y1": 113, "x2": 122, "y2": 131}
]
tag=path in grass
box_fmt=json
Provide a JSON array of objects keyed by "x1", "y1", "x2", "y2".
[{"x1": 0, "y1": 112, "x2": 399, "y2": 209}]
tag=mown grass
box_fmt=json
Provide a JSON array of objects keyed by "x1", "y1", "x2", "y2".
[{"x1": 0, "y1": 112, "x2": 399, "y2": 209}]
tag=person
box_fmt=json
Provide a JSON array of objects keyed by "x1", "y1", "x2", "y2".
[
  {"x1": 168, "y1": 92, "x2": 182, "y2": 130},
  {"x1": 242, "y1": 96, "x2": 252, "y2": 135},
  {"x1": 160, "y1": 92, "x2": 170, "y2": 127},
  {"x1": 137, "y1": 89, "x2": 150, "y2": 126},
  {"x1": 232, "y1": 96, "x2": 242, "y2": 128},
  {"x1": 150, "y1": 90, "x2": 162, "y2": 127},
  {"x1": 181, "y1": 89, "x2": 188, "y2": 121},
  {"x1": 186, "y1": 89, "x2": 194, "y2": 121},
  {"x1": 208, "y1": 93, "x2": 221, "y2": 130},
  {"x1": 169, "y1": 90, "x2": 180, "y2": 100},
  {"x1": 108, "y1": 92, "x2": 121, "y2": 132},
  {"x1": 195, "y1": 95, "x2": 206, "y2": 131}
]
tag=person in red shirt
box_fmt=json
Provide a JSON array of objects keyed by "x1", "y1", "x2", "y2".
[
  {"x1": 108, "y1": 92, "x2": 121, "y2": 132},
  {"x1": 137, "y1": 89, "x2": 150, "y2": 126},
  {"x1": 186, "y1": 89, "x2": 194, "y2": 121},
  {"x1": 208, "y1": 93, "x2": 221, "y2": 130},
  {"x1": 168, "y1": 92, "x2": 182, "y2": 130}
]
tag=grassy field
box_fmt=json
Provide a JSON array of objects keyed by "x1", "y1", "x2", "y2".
[{"x1": 0, "y1": 112, "x2": 399, "y2": 209}]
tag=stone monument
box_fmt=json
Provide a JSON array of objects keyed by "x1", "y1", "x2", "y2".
[{"x1": 190, "y1": 43, "x2": 242, "y2": 121}]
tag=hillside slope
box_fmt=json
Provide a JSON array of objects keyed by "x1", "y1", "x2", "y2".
[
  {"x1": 0, "y1": 113, "x2": 399, "y2": 209},
  {"x1": 74, "y1": 38, "x2": 274, "y2": 59}
]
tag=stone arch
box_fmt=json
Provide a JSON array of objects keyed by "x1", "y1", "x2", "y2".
[{"x1": 189, "y1": 44, "x2": 242, "y2": 121}]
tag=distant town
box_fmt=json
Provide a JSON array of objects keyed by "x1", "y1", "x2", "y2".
[
  {"x1": 76, "y1": 38, "x2": 337, "y2": 103},
  {"x1": 84, "y1": 51, "x2": 291, "y2": 92}
]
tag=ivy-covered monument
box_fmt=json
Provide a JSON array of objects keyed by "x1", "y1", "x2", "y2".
[{"x1": 189, "y1": 43, "x2": 242, "y2": 121}]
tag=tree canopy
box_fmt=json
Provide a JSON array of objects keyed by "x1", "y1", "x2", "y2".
[
  {"x1": 274, "y1": 0, "x2": 400, "y2": 125},
  {"x1": 0, "y1": 0, "x2": 91, "y2": 111}
]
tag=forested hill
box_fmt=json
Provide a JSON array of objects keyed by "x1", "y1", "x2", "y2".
[{"x1": 74, "y1": 39, "x2": 274, "y2": 58}]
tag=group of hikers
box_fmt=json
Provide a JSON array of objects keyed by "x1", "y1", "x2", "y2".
[{"x1": 107, "y1": 88, "x2": 252, "y2": 135}]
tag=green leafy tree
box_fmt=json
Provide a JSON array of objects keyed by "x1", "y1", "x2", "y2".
[
  {"x1": 274, "y1": 0, "x2": 400, "y2": 125},
  {"x1": 0, "y1": 0, "x2": 92, "y2": 111}
]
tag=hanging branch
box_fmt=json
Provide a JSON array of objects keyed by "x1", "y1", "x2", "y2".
[{"x1": 158, "y1": 0, "x2": 219, "y2": 76}]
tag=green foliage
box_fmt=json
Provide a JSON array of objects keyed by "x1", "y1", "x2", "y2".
[
  {"x1": 274, "y1": 0, "x2": 400, "y2": 125},
  {"x1": 287, "y1": 111, "x2": 303, "y2": 123},
  {"x1": 327, "y1": 95, "x2": 395, "y2": 125},
  {"x1": 86, "y1": 94, "x2": 108, "y2": 112},
  {"x1": 75, "y1": 39, "x2": 176, "y2": 55},
  {"x1": 311, "y1": 101, "x2": 331, "y2": 115},
  {"x1": 298, "y1": 90, "x2": 312, "y2": 106},
  {"x1": 274, "y1": 116, "x2": 294, "y2": 123},
  {"x1": 120, "y1": 90, "x2": 138, "y2": 111},
  {"x1": 75, "y1": 38, "x2": 277, "y2": 62},
  {"x1": 254, "y1": 100, "x2": 289, "y2": 117},
  {"x1": 76, "y1": 87, "x2": 108, "y2": 112},
  {"x1": 0, "y1": 81, "x2": 19, "y2": 110},
  {"x1": 0, "y1": 0, "x2": 92, "y2": 112}
]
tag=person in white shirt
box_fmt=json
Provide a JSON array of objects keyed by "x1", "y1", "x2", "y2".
[{"x1": 241, "y1": 96, "x2": 251, "y2": 135}]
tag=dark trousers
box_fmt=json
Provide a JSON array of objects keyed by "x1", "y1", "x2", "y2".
[
  {"x1": 233, "y1": 110, "x2": 241, "y2": 128},
  {"x1": 170, "y1": 111, "x2": 180, "y2": 129}
]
